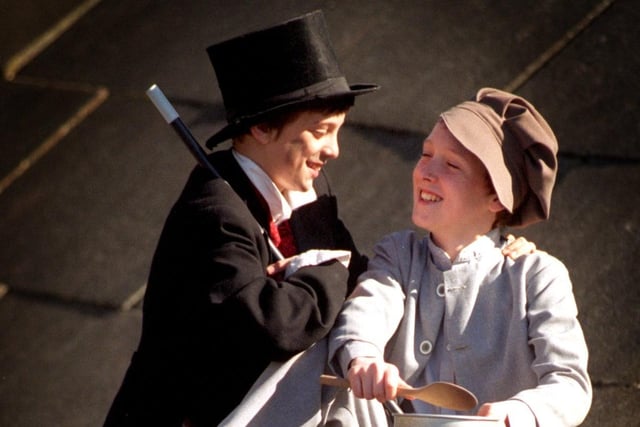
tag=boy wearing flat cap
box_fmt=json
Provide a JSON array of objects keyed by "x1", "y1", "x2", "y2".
[
  {"x1": 327, "y1": 88, "x2": 592, "y2": 426},
  {"x1": 104, "y1": 11, "x2": 378, "y2": 427}
]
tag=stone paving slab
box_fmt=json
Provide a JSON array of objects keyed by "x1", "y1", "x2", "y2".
[
  {"x1": 0, "y1": 0, "x2": 88, "y2": 68},
  {"x1": 0, "y1": 95, "x2": 197, "y2": 308},
  {"x1": 0, "y1": 293, "x2": 141, "y2": 427},
  {"x1": 516, "y1": 0, "x2": 640, "y2": 158},
  {"x1": 0, "y1": 80, "x2": 93, "y2": 181},
  {"x1": 584, "y1": 385, "x2": 640, "y2": 426}
]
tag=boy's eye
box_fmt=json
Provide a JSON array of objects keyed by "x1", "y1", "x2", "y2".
[{"x1": 447, "y1": 162, "x2": 460, "y2": 169}]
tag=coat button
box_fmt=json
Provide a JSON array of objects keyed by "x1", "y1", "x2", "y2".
[
  {"x1": 436, "y1": 283, "x2": 445, "y2": 297},
  {"x1": 419, "y1": 340, "x2": 433, "y2": 355}
]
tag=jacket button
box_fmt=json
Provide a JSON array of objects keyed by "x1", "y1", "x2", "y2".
[
  {"x1": 436, "y1": 283, "x2": 445, "y2": 297},
  {"x1": 419, "y1": 340, "x2": 433, "y2": 355}
]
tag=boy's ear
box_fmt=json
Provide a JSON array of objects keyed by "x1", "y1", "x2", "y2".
[
  {"x1": 249, "y1": 124, "x2": 272, "y2": 145},
  {"x1": 489, "y1": 195, "x2": 507, "y2": 213}
]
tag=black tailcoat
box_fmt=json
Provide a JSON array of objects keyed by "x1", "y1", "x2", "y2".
[{"x1": 104, "y1": 149, "x2": 366, "y2": 426}]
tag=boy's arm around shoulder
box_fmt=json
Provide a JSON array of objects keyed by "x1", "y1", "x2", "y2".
[{"x1": 183, "y1": 176, "x2": 351, "y2": 358}]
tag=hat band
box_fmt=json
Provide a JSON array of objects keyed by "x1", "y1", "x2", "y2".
[{"x1": 227, "y1": 77, "x2": 350, "y2": 123}]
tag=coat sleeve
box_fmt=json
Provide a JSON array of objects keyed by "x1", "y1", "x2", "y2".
[
  {"x1": 290, "y1": 194, "x2": 368, "y2": 293},
  {"x1": 328, "y1": 232, "x2": 409, "y2": 375},
  {"x1": 511, "y1": 255, "x2": 592, "y2": 426},
  {"x1": 150, "y1": 174, "x2": 350, "y2": 360}
]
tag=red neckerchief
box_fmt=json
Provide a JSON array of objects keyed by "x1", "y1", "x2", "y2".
[{"x1": 252, "y1": 186, "x2": 298, "y2": 258}]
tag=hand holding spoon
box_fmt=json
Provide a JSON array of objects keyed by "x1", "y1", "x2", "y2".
[{"x1": 319, "y1": 374, "x2": 478, "y2": 411}]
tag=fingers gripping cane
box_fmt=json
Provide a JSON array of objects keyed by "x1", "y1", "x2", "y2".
[{"x1": 146, "y1": 84, "x2": 284, "y2": 261}]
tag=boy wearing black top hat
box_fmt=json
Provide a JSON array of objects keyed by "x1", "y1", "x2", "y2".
[{"x1": 103, "y1": 11, "x2": 378, "y2": 426}]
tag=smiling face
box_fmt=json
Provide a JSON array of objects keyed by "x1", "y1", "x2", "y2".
[
  {"x1": 412, "y1": 120, "x2": 505, "y2": 255},
  {"x1": 256, "y1": 110, "x2": 346, "y2": 192}
]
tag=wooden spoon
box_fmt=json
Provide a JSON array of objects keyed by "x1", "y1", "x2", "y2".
[{"x1": 320, "y1": 374, "x2": 478, "y2": 411}]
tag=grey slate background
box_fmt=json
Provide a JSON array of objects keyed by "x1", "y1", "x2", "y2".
[{"x1": 0, "y1": 0, "x2": 638, "y2": 425}]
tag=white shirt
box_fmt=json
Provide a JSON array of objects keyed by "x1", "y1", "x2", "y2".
[
  {"x1": 231, "y1": 150, "x2": 350, "y2": 275},
  {"x1": 232, "y1": 150, "x2": 316, "y2": 225}
]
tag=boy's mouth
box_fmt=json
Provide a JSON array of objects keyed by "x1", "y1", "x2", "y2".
[
  {"x1": 307, "y1": 161, "x2": 322, "y2": 169},
  {"x1": 420, "y1": 191, "x2": 442, "y2": 202},
  {"x1": 306, "y1": 160, "x2": 325, "y2": 178}
]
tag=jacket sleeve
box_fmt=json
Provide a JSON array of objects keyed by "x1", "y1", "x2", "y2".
[
  {"x1": 167, "y1": 175, "x2": 350, "y2": 359},
  {"x1": 290, "y1": 194, "x2": 368, "y2": 293},
  {"x1": 328, "y1": 232, "x2": 408, "y2": 375}
]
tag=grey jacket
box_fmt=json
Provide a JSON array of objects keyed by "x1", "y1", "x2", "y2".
[{"x1": 329, "y1": 229, "x2": 592, "y2": 427}]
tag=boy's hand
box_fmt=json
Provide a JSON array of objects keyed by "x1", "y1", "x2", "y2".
[
  {"x1": 266, "y1": 256, "x2": 295, "y2": 276},
  {"x1": 266, "y1": 250, "x2": 351, "y2": 277},
  {"x1": 477, "y1": 400, "x2": 536, "y2": 427},
  {"x1": 502, "y1": 234, "x2": 536, "y2": 260},
  {"x1": 347, "y1": 357, "x2": 410, "y2": 403}
]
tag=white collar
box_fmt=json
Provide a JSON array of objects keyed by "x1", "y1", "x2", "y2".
[
  {"x1": 232, "y1": 150, "x2": 317, "y2": 224},
  {"x1": 428, "y1": 229, "x2": 502, "y2": 270}
]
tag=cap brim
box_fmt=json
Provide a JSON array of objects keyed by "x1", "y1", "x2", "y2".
[
  {"x1": 440, "y1": 104, "x2": 515, "y2": 212},
  {"x1": 205, "y1": 83, "x2": 379, "y2": 148}
]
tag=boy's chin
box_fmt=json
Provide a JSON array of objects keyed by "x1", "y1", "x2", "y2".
[
  {"x1": 411, "y1": 213, "x2": 429, "y2": 230},
  {"x1": 288, "y1": 182, "x2": 313, "y2": 193}
]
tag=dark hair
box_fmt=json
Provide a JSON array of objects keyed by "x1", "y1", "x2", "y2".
[
  {"x1": 494, "y1": 210, "x2": 513, "y2": 228},
  {"x1": 236, "y1": 96, "x2": 355, "y2": 139}
]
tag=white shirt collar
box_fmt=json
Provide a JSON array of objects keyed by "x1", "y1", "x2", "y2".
[
  {"x1": 232, "y1": 150, "x2": 317, "y2": 224},
  {"x1": 428, "y1": 229, "x2": 502, "y2": 270}
]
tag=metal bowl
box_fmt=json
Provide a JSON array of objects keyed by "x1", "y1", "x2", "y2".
[{"x1": 393, "y1": 413, "x2": 502, "y2": 427}]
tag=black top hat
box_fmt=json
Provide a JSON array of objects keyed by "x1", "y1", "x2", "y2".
[{"x1": 205, "y1": 10, "x2": 379, "y2": 148}]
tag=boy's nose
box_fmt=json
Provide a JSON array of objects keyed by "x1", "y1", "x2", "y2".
[
  {"x1": 419, "y1": 162, "x2": 437, "y2": 181},
  {"x1": 323, "y1": 134, "x2": 340, "y2": 159}
]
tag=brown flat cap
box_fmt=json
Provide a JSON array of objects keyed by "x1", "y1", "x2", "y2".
[{"x1": 440, "y1": 88, "x2": 558, "y2": 227}]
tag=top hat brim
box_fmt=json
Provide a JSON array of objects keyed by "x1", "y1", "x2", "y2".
[{"x1": 205, "y1": 83, "x2": 378, "y2": 148}]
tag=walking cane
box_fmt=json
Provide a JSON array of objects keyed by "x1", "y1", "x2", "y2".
[{"x1": 145, "y1": 84, "x2": 284, "y2": 261}]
